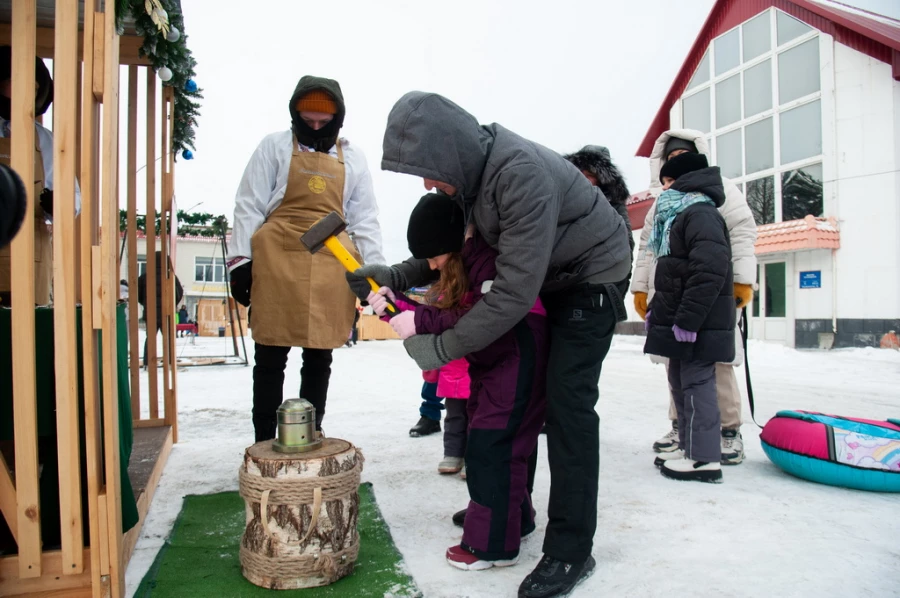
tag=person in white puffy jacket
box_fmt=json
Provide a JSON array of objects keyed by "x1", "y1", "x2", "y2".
[{"x1": 632, "y1": 129, "x2": 757, "y2": 465}]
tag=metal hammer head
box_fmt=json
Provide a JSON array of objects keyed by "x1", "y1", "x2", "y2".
[{"x1": 300, "y1": 211, "x2": 347, "y2": 254}]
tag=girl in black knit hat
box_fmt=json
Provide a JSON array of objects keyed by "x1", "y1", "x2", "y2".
[{"x1": 368, "y1": 192, "x2": 550, "y2": 572}]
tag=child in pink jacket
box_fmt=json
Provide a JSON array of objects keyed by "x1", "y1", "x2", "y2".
[{"x1": 424, "y1": 357, "x2": 471, "y2": 475}]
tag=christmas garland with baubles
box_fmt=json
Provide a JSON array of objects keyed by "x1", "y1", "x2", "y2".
[{"x1": 116, "y1": 0, "x2": 201, "y2": 161}]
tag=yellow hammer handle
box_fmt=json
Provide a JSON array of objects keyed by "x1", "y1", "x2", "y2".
[{"x1": 323, "y1": 236, "x2": 398, "y2": 314}]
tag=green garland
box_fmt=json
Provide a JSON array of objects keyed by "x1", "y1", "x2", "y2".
[{"x1": 116, "y1": 0, "x2": 201, "y2": 159}]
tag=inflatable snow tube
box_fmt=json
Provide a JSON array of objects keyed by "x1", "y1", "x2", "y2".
[{"x1": 760, "y1": 411, "x2": 900, "y2": 492}]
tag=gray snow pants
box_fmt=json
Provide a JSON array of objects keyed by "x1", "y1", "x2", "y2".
[
  {"x1": 443, "y1": 398, "x2": 468, "y2": 458},
  {"x1": 667, "y1": 359, "x2": 721, "y2": 463}
]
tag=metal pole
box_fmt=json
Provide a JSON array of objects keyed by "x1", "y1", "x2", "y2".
[{"x1": 218, "y1": 220, "x2": 248, "y2": 363}]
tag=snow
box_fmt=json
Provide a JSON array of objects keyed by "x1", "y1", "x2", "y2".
[{"x1": 125, "y1": 332, "x2": 900, "y2": 598}]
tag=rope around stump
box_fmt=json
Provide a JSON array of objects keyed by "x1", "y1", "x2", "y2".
[{"x1": 239, "y1": 540, "x2": 360, "y2": 583}]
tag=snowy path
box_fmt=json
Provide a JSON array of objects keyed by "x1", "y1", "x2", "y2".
[{"x1": 125, "y1": 334, "x2": 900, "y2": 598}]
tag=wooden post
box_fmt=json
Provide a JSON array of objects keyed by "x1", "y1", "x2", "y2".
[
  {"x1": 53, "y1": 0, "x2": 85, "y2": 575},
  {"x1": 145, "y1": 69, "x2": 158, "y2": 418},
  {"x1": 167, "y1": 91, "x2": 179, "y2": 442},
  {"x1": 159, "y1": 88, "x2": 170, "y2": 430},
  {"x1": 0, "y1": 453, "x2": 18, "y2": 542},
  {"x1": 80, "y1": 6, "x2": 104, "y2": 596},
  {"x1": 100, "y1": 3, "x2": 124, "y2": 595},
  {"x1": 127, "y1": 66, "x2": 140, "y2": 420},
  {"x1": 10, "y1": 0, "x2": 42, "y2": 578}
]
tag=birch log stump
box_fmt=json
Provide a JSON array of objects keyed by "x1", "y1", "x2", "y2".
[{"x1": 239, "y1": 438, "x2": 364, "y2": 589}]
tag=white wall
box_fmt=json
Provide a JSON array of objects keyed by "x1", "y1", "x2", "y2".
[
  {"x1": 791, "y1": 249, "x2": 834, "y2": 320},
  {"x1": 832, "y1": 43, "x2": 900, "y2": 320}
]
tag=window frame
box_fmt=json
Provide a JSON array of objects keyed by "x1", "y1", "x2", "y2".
[{"x1": 194, "y1": 255, "x2": 225, "y2": 284}]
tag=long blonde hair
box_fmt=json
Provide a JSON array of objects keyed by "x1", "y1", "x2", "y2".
[{"x1": 424, "y1": 253, "x2": 469, "y2": 310}]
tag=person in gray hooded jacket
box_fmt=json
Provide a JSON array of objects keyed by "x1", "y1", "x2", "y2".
[{"x1": 346, "y1": 91, "x2": 631, "y2": 598}]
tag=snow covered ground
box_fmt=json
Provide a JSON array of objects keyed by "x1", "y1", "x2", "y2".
[{"x1": 125, "y1": 332, "x2": 900, "y2": 598}]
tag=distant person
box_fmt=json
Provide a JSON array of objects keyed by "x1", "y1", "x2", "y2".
[{"x1": 138, "y1": 251, "x2": 183, "y2": 367}]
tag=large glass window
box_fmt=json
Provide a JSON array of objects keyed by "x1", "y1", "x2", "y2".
[
  {"x1": 683, "y1": 88, "x2": 710, "y2": 133},
  {"x1": 716, "y1": 74, "x2": 741, "y2": 128},
  {"x1": 195, "y1": 256, "x2": 224, "y2": 283},
  {"x1": 747, "y1": 176, "x2": 776, "y2": 226},
  {"x1": 687, "y1": 51, "x2": 710, "y2": 91},
  {"x1": 765, "y1": 262, "x2": 786, "y2": 317},
  {"x1": 778, "y1": 38, "x2": 820, "y2": 104},
  {"x1": 782, "y1": 163, "x2": 823, "y2": 220},
  {"x1": 716, "y1": 129, "x2": 743, "y2": 179},
  {"x1": 745, "y1": 117, "x2": 774, "y2": 174},
  {"x1": 743, "y1": 12, "x2": 771, "y2": 62},
  {"x1": 715, "y1": 28, "x2": 740, "y2": 75},
  {"x1": 776, "y1": 11, "x2": 812, "y2": 46},
  {"x1": 743, "y1": 59, "x2": 772, "y2": 118},
  {"x1": 780, "y1": 100, "x2": 821, "y2": 164}
]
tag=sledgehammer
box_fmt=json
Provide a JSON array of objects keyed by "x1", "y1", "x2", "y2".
[{"x1": 300, "y1": 211, "x2": 400, "y2": 317}]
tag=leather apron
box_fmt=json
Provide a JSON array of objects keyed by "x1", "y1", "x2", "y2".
[
  {"x1": 0, "y1": 136, "x2": 51, "y2": 305},
  {"x1": 249, "y1": 139, "x2": 361, "y2": 348}
]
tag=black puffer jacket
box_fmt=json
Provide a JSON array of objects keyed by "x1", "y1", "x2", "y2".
[{"x1": 644, "y1": 167, "x2": 735, "y2": 363}]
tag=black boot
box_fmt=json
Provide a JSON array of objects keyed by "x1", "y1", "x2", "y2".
[
  {"x1": 409, "y1": 416, "x2": 440, "y2": 437},
  {"x1": 518, "y1": 554, "x2": 596, "y2": 598}
]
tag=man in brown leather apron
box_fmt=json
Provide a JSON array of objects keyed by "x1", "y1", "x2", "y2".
[{"x1": 227, "y1": 76, "x2": 385, "y2": 442}]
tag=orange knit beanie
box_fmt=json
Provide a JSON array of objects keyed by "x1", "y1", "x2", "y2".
[{"x1": 295, "y1": 90, "x2": 337, "y2": 114}]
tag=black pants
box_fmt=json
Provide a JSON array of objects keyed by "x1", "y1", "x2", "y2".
[
  {"x1": 539, "y1": 283, "x2": 617, "y2": 563},
  {"x1": 252, "y1": 342, "x2": 333, "y2": 442},
  {"x1": 142, "y1": 320, "x2": 163, "y2": 367}
]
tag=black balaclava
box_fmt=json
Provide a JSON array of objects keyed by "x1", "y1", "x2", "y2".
[
  {"x1": 0, "y1": 46, "x2": 54, "y2": 121},
  {"x1": 288, "y1": 75, "x2": 346, "y2": 153},
  {"x1": 407, "y1": 193, "x2": 466, "y2": 259}
]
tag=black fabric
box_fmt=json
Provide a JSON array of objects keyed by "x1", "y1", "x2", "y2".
[
  {"x1": 38, "y1": 188, "x2": 52, "y2": 216},
  {"x1": 229, "y1": 261, "x2": 252, "y2": 307},
  {"x1": 443, "y1": 397, "x2": 468, "y2": 458},
  {"x1": 539, "y1": 283, "x2": 617, "y2": 563},
  {"x1": 407, "y1": 193, "x2": 466, "y2": 259},
  {"x1": 142, "y1": 321, "x2": 163, "y2": 367},
  {"x1": 137, "y1": 251, "x2": 184, "y2": 323},
  {"x1": 0, "y1": 46, "x2": 53, "y2": 120},
  {"x1": 645, "y1": 168, "x2": 736, "y2": 363},
  {"x1": 663, "y1": 136, "x2": 698, "y2": 160},
  {"x1": 0, "y1": 163, "x2": 26, "y2": 249},
  {"x1": 659, "y1": 151, "x2": 709, "y2": 183},
  {"x1": 288, "y1": 75, "x2": 345, "y2": 153},
  {"x1": 299, "y1": 347, "x2": 333, "y2": 430}
]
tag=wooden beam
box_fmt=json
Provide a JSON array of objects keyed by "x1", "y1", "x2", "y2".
[
  {"x1": 0, "y1": 25, "x2": 151, "y2": 66},
  {"x1": 0, "y1": 549, "x2": 93, "y2": 597},
  {"x1": 90, "y1": 14, "x2": 103, "y2": 102},
  {"x1": 122, "y1": 427, "x2": 173, "y2": 564},
  {"x1": 163, "y1": 88, "x2": 178, "y2": 442},
  {"x1": 127, "y1": 66, "x2": 141, "y2": 422},
  {"x1": 99, "y1": 4, "x2": 124, "y2": 595},
  {"x1": 159, "y1": 87, "x2": 172, "y2": 436},
  {"x1": 53, "y1": 0, "x2": 85, "y2": 575},
  {"x1": 79, "y1": 2, "x2": 104, "y2": 595},
  {"x1": 0, "y1": 452, "x2": 17, "y2": 542},
  {"x1": 145, "y1": 69, "x2": 159, "y2": 419},
  {"x1": 132, "y1": 418, "x2": 166, "y2": 429},
  {"x1": 10, "y1": 0, "x2": 42, "y2": 579}
]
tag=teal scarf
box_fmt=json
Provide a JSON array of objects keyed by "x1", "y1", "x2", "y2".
[{"x1": 647, "y1": 189, "x2": 715, "y2": 258}]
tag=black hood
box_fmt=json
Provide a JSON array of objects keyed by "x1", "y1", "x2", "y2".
[
  {"x1": 0, "y1": 46, "x2": 54, "y2": 120},
  {"x1": 670, "y1": 166, "x2": 726, "y2": 208},
  {"x1": 288, "y1": 75, "x2": 345, "y2": 152},
  {"x1": 382, "y1": 91, "x2": 491, "y2": 202},
  {"x1": 563, "y1": 145, "x2": 630, "y2": 206}
]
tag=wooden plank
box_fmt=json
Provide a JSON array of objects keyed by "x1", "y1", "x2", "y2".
[
  {"x1": 164, "y1": 88, "x2": 178, "y2": 442},
  {"x1": 91, "y1": 14, "x2": 103, "y2": 102},
  {"x1": 0, "y1": 25, "x2": 150, "y2": 66},
  {"x1": 159, "y1": 87, "x2": 172, "y2": 435},
  {"x1": 0, "y1": 549, "x2": 92, "y2": 597},
  {"x1": 145, "y1": 69, "x2": 159, "y2": 420},
  {"x1": 132, "y1": 418, "x2": 166, "y2": 429},
  {"x1": 99, "y1": 5, "x2": 124, "y2": 595},
  {"x1": 95, "y1": 494, "x2": 109, "y2": 577},
  {"x1": 79, "y1": 2, "x2": 103, "y2": 595},
  {"x1": 127, "y1": 65, "x2": 141, "y2": 422},
  {"x1": 10, "y1": 0, "x2": 41, "y2": 579},
  {"x1": 52, "y1": 0, "x2": 85, "y2": 575},
  {"x1": 0, "y1": 452, "x2": 17, "y2": 542},
  {"x1": 91, "y1": 247, "x2": 101, "y2": 327},
  {"x1": 122, "y1": 427, "x2": 173, "y2": 564}
]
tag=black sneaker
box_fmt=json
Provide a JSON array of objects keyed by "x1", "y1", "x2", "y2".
[
  {"x1": 518, "y1": 554, "x2": 596, "y2": 598},
  {"x1": 409, "y1": 416, "x2": 440, "y2": 437}
]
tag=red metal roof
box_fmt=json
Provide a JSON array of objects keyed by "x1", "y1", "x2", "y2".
[
  {"x1": 755, "y1": 215, "x2": 840, "y2": 254},
  {"x1": 626, "y1": 191, "x2": 655, "y2": 231},
  {"x1": 636, "y1": 0, "x2": 900, "y2": 157}
]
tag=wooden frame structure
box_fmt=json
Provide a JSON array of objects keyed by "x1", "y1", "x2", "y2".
[{"x1": 0, "y1": 1, "x2": 182, "y2": 596}]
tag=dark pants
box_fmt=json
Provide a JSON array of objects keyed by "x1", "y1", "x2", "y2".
[
  {"x1": 668, "y1": 359, "x2": 720, "y2": 462},
  {"x1": 461, "y1": 315, "x2": 548, "y2": 561},
  {"x1": 540, "y1": 283, "x2": 617, "y2": 564},
  {"x1": 443, "y1": 398, "x2": 468, "y2": 458},
  {"x1": 419, "y1": 381, "x2": 444, "y2": 421},
  {"x1": 252, "y1": 342, "x2": 333, "y2": 442},
  {"x1": 142, "y1": 320, "x2": 163, "y2": 367}
]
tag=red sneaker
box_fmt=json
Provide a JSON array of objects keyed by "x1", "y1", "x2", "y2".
[{"x1": 446, "y1": 544, "x2": 518, "y2": 571}]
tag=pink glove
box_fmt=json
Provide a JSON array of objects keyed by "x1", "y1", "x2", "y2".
[
  {"x1": 672, "y1": 324, "x2": 697, "y2": 343},
  {"x1": 644, "y1": 310, "x2": 652, "y2": 332},
  {"x1": 366, "y1": 286, "x2": 396, "y2": 317},
  {"x1": 390, "y1": 310, "x2": 417, "y2": 339}
]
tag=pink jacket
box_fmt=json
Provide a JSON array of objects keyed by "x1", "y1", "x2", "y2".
[{"x1": 423, "y1": 358, "x2": 471, "y2": 400}]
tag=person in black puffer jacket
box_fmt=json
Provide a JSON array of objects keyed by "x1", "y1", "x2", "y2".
[{"x1": 643, "y1": 152, "x2": 734, "y2": 484}]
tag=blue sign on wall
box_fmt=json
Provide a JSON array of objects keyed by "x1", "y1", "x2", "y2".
[{"x1": 799, "y1": 271, "x2": 821, "y2": 289}]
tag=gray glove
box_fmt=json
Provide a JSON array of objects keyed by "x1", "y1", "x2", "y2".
[
  {"x1": 403, "y1": 333, "x2": 453, "y2": 371},
  {"x1": 345, "y1": 264, "x2": 408, "y2": 301}
]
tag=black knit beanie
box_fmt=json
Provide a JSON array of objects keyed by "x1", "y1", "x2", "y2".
[
  {"x1": 659, "y1": 152, "x2": 709, "y2": 183},
  {"x1": 0, "y1": 163, "x2": 27, "y2": 250},
  {"x1": 663, "y1": 137, "x2": 698, "y2": 160},
  {"x1": 407, "y1": 193, "x2": 465, "y2": 259}
]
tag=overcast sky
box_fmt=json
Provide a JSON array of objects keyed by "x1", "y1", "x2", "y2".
[{"x1": 167, "y1": 0, "x2": 900, "y2": 263}]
